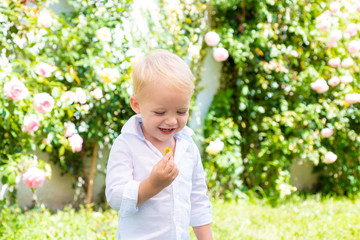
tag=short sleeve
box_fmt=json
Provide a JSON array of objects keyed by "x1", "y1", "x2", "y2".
[
  {"x1": 105, "y1": 136, "x2": 140, "y2": 216},
  {"x1": 189, "y1": 143, "x2": 213, "y2": 226}
]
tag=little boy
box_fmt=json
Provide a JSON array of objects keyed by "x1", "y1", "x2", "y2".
[{"x1": 106, "y1": 49, "x2": 213, "y2": 240}]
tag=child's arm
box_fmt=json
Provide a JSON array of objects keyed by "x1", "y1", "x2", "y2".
[
  {"x1": 193, "y1": 224, "x2": 213, "y2": 240},
  {"x1": 137, "y1": 152, "x2": 178, "y2": 206}
]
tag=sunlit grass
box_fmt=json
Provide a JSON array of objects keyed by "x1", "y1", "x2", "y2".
[
  {"x1": 1, "y1": 195, "x2": 360, "y2": 239},
  {"x1": 191, "y1": 195, "x2": 360, "y2": 240}
]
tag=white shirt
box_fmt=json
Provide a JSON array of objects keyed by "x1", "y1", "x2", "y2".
[{"x1": 106, "y1": 114, "x2": 212, "y2": 240}]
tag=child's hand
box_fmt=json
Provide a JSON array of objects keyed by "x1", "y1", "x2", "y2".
[{"x1": 148, "y1": 153, "x2": 179, "y2": 191}]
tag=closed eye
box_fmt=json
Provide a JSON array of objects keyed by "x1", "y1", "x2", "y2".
[
  {"x1": 154, "y1": 111, "x2": 165, "y2": 115},
  {"x1": 177, "y1": 111, "x2": 187, "y2": 115}
]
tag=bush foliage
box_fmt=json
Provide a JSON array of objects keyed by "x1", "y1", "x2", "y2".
[
  {"x1": 203, "y1": 0, "x2": 360, "y2": 199},
  {"x1": 0, "y1": 0, "x2": 207, "y2": 204},
  {"x1": 2, "y1": 0, "x2": 360, "y2": 204}
]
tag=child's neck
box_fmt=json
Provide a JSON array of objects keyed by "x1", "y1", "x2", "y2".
[{"x1": 152, "y1": 138, "x2": 176, "y2": 155}]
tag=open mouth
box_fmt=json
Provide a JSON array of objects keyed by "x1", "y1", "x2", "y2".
[{"x1": 159, "y1": 127, "x2": 176, "y2": 135}]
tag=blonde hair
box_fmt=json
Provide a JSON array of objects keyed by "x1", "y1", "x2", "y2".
[{"x1": 131, "y1": 49, "x2": 194, "y2": 99}]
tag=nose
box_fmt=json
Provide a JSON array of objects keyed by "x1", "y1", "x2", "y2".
[{"x1": 165, "y1": 115, "x2": 177, "y2": 126}]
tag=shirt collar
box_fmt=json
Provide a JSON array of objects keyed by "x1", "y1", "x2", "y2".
[{"x1": 121, "y1": 114, "x2": 194, "y2": 142}]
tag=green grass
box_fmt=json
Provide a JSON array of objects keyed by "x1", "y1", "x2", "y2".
[{"x1": 1, "y1": 195, "x2": 360, "y2": 239}]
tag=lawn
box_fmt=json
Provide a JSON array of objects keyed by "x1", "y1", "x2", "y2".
[{"x1": 1, "y1": 195, "x2": 360, "y2": 239}]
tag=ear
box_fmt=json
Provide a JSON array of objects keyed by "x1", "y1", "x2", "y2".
[{"x1": 130, "y1": 96, "x2": 141, "y2": 114}]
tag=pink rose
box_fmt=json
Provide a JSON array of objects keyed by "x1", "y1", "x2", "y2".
[
  {"x1": 22, "y1": 167, "x2": 46, "y2": 189},
  {"x1": 3, "y1": 79, "x2": 29, "y2": 101},
  {"x1": 348, "y1": 40, "x2": 360, "y2": 54},
  {"x1": 22, "y1": 114, "x2": 40, "y2": 132},
  {"x1": 341, "y1": 58, "x2": 354, "y2": 68},
  {"x1": 212, "y1": 48, "x2": 229, "y2": 62},
  {"x1": 204, "y1": 31, "x2": 220, "y2": 47},
  {"x1": 345, "y1": 93, "x2": 360, "y2": 104},
  {"x1": 316, "y1": 10, "x2": 331, "y2": 22},
  {"x1": 64, "y1": 121, "x2": 76, "y2": 138},
  {"x1": 329, "y1": 30, "x2": 342, "y2": 42},
  {"x1": 328, "y1": 76, "x2": 340, "y2": 86},
  {"x1": 324, "y1": 151, "x2": 337, "y2": 164},
  {"x1": 343, "y1": 32, "x2": 351, "y2": 40},
  {"x1": 68, "y1": 134, "x2": 83, "y2": 152},
  {"x1": 321, "y1": 128, "x2": 334, "y2": 138},
  {"x1": 326, "y1": 40, "x2": 337, "y2": 48},
  {"x1": 60, "y1": 91, "x2": 77, "y2": 104},
  {"x1": 330, "y1": 2, "x2": 341, "y2": 14},
  {"x1": 328, "y1": 57, "x2": 340, "y2": 68},
  {"x1": 310, "y1": 79, "x2": 329, "y2": 93},
  {"x1": 35, "y1": 62, "x2": 56, "y2": 77},
  {"x1": 346, "y1": 23, "x2": 357, "y2": 37},
  {"x1": 340, "y1": 75, "x2": 353, "y2": 84},
  {"x1": 33, "y1": 92, "x2": 55, "y2": 113},
  {"x1": 318, "y1": 21, "x2": 331, "y2": 32}
]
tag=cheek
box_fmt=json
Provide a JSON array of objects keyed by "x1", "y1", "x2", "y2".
[{"x1": 179, "y1": 115, "x2": 188, "y2": 125}]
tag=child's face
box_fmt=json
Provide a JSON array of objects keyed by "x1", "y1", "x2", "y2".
[{"x1": 130, "y1": 83, "x2": 191, "y2": 146}]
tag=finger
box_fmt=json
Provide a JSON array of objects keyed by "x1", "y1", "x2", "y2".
[
  {"x1": 159, "y1": 154, "x2": 171, "y2": 166},
  {"x1": 165, "y1": 152, "x2": 173, "y2": 160},
  {"x1": 170, "y1": 167, "x2": 179, "y2": 179},
  {"x1": 165, "y1": 159, "x2": 174, "y2": 172}
]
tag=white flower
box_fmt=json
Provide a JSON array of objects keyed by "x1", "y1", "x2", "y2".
[
  {"x1": 340, "y1": 75, "x2": 353, "y2": 84},
  {"x1": 75, "y1": 88, "x2": 87, "y2": 104},
  {"x1": 188, "y1": 44, "x2": 201, "y2": 57},
  {"x1": 329, "y1": 29, "x2": 342, "y2": 43},
  {"x1": 345, "y1": 93, "x2": 360, "y2": 104},
  {"x1": 60, "y1": 91, "x2": 77, "y2": 104},
  {"x1": 341, "y1": 58, "x2": 354, "y2": 68},
  {"x1": 278, "y1": 183, "x2": 296, "y2": 198},
  {"x1": 330, "y1": 1, "x2": 341, "y2": 14},
  {"x1": 38, "y1": 10, "x2": 53, "y2": 28},
  {"x1": 100, "y1": 68, "x2": 120, "y2": 83},
  {"x1": 90, "y1": 88, "x2": 103, "y2": 100},
  {"x1": 68, "y1": 134, "x2": 83, "y2": 152},
  {"x1": 206, "y1": 138, "x2": 224, "y2": 155},
  {"x1": 95, "y1": 27, "x2": 112, "y2": 42},
  {"x1": 345, "y1": 23, "x2": 357, "y2": 37}
]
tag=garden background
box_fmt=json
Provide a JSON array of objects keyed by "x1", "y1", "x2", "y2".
[{"x1": 1, "y1": 0, "x2": 360, "y2": 239}]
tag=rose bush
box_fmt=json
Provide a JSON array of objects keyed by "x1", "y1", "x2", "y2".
[
  {"x1": 203, "y1": 0, "x2": 360, "y2": 199},
  {"x1": 0, "y1": 0, "x2": 135, "y2": 204},
  {"x1": 0, "y1": 0, "x2": 207, "y2": 204}
]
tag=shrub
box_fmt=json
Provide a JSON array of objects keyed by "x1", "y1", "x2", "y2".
[
  {"x1": 0, "y1": 0, "x2": 208, "y2": 204},
  {"x1": 203, "y1": 0, "x2": 360, "y2": 199},
  {"x1": 0, "y1": 0, "x2": 134, "y2": 203}
]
